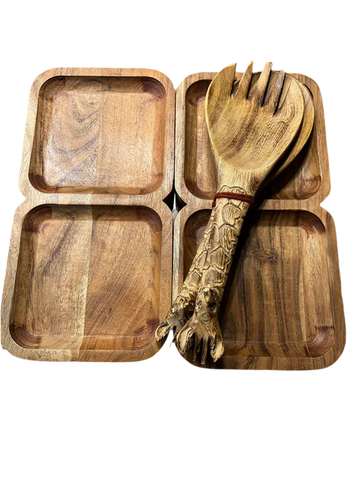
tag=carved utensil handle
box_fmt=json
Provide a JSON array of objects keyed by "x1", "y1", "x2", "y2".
[
  {"x1": 176, "y1": 187, "x2": 252, "y2": 363},
  {"x1": 155, "y1": 206, "x2": 219, "y2": 340}
]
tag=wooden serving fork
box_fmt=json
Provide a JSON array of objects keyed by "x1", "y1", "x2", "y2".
[{"x1": 156, "y1": 62, "x2": 305, "y2": 363}]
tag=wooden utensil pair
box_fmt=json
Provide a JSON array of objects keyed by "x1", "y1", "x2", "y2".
[{"x1": 155, "y1": 62, "x2": 314, "y2": 364}]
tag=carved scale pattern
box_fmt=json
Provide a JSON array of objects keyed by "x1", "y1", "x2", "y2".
[{"x1": 158, "y1": 186, "x2": 250, "y2": 341}]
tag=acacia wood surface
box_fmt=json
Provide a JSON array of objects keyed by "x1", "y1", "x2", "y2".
[
  {"x1": 1, "y1": 68, "x2": 174, "y2": 361},
  {"x1": 173, "y1": 70, "x2": 345, "y2": 370},
  {"x1": 30, "y1": 76, "x2": 167, "y2": 195},
  {"x1": 160, "y1": 64, "x2": 306, "y2": 363},
  {"x1": 1, "y1": 67, "x2": 345, "y2": 368}
]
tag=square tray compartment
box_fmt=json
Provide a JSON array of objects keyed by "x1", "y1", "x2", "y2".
[
  {"x1": 179, "y1": 208, "x2": 341, "y2": 369},
  {"x1": 10, "y1": 204, "x2": 166, "y2": 359},
  {"x1": 30, "y1": 76, "x2": 167, "y2": 195}
]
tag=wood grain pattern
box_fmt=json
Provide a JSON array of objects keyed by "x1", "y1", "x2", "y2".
[
  {"x1": 174, "y1": 70, "x2": 345, "y2": 370},
  {"x1": 11, "y1": 205, "x2": 93, "y2": 351},
  {"x1": 184, "y1": 80, "x2": 217, "y2": 199},
  {"x1": 11, "y1": 205, "x2": 163, "y2": 352},
  {"x1": 160, "y1": 63, "x2": 306, "y2": 364},
  {"x1": 178, "y1": 75, "x2": 322, "y2": 204},
  {"x1": 182, "y1": 209, "x2": 333, "y2": 358},
  {"x1": 31, "y1": 76, "x2": 166, "y2": 195},
  {"x1": 1, "y1": 68, "x2": 174, "y2": 362},
  {"x1": 1, "y1": 67, "x2": 345, "y2": 368}
]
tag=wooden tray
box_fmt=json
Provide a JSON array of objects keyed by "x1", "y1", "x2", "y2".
[
  {"x1": 174, "y1": 72, "x2": 345, "y2": 370},
  {"x1": 1, "y1": 68, "x2": 345, "y2": 368},
  {"x1": 1, "y1": 68, "x2": 174, "y2": 361}
]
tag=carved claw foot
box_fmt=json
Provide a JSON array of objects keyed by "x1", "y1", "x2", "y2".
[
  {"x1": 155, "y1": 298, "x2": 193, "y2": 341},
  {"x1": 175, "y1": 288, "x2": 224, "y2": 364}
]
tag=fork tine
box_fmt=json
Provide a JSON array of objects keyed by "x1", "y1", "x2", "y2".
[
  {"x1": 205, "y1": 59, "x2": 236, "y2": 124},
  {"x1": 210, "y1": 58, "x2": 236, "y2": 102},
  {"x1": 269, "y1": 69, "x2": 286, "y2": 112},
  {"x1": 254, "y1": 61, "x2": 272, "y2": 104},
  {"x1": 233, "y1": 61, "x2": 253, "y2": 98},
  {"x1": 276, "y1": 74, "x2": 293, "y2": 112}
]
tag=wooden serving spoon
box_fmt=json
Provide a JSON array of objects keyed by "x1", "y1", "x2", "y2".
[
  {"x1": 172, "y1": 62, "x2": 304, "y2": 364},
  {"x1": 156, "y1": 64, "x2": 314, "y2": 350}
]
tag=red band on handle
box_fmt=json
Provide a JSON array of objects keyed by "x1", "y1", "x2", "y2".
[{"x1": 212, "y1": 192, "x2": 254, "y2": 208}]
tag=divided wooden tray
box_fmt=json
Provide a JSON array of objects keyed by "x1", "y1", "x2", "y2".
[
  {"x1": 1, "y1": 68, "x2": 345, "y2": 368},
  {"x1": 1, "y1": 69, "x2": 174, "y2": 361}
]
